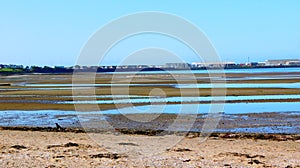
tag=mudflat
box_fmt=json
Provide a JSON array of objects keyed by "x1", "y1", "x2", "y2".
[{"x1": 0, "y1": 73, "x2": 300, "y2": 111}]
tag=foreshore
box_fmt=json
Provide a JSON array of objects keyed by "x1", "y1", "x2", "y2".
[
  {"x1": 0, "y1": 72, "x2": 299, "y2": 167},
  {"x1": 1, "y1": 129, "x2": 299, "y2": 167}
]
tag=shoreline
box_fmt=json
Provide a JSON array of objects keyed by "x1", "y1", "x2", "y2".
[
  {"x1": 1, "y1": 126, "x2": 299, "y2": 140},
  {"x1": 1, "y1": 65, "x2": 300, "y2": 75}
]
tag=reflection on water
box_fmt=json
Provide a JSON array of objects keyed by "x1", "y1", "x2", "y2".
[
  {"x1": 58, "y1": 95, "x2": 300, "y2": 104},
  {"x1": 0, "y1": 94, "x2": 157, "y2": 99},
  {"x1": 175, "y1": 83, "x2": 300, "y2": 88},
  {"x1": 103, "y1": 67, "x2": 300, "y2": 74},
  {"x1": 0, "y1": 110, "x2": 106, "y2": 127},
  {"x1": 2, "y1": 81, "x2": 299, "y2": 90},
  {"x1": 215, "y1": 125, "x2": 300, "y2": 134},
  {"x1": 1, "y1": 94, "x2": 299, "y2": 104},
  {"x1": 226, "y1": 75, "x2": 300, "y2": 80},
  {"x1": 0, "y1": 102, "x2": 299, "y2": 134},
  {"x1": 100, "y1": 102, "x2": 300, "y2": 114},
  {"x1": 0, "y1": 99, "x2": 299, "y2": 134},
  {"x1": 24, "y1": 83, "x2": 174, "y2": 87},
  {"x1": 0, "y1": 87, "x2": 89, "y2": 91}
]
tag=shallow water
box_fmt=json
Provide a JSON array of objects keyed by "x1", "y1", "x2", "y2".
[
  {"x1": 100, "y1": 102, "x2": 300, "y2": 115},
  {"x1": 1, "y1": 82, "x2": 299, "y2": 92},
  {"x1": 1, "y1": 100, "x2": 299, "y2": 134},
  {"x1": 23, "y1": 83, "x2": 174, "y2": 87},
  {"x1": 103, "y1": 67, "x2": 300, "y2": 74},
  {"x1": 1, "y1": 94, "x2": 299, "y2": 104},
  {"x1": 59, "y1": 95, "x2": 300, "y2": 104},
  {"x1": 175, "y1": 83, "x2": 300, "y2": 88},
  {"x1": 0, "y1": 107, "x2": 299, "y2": 134},
  {"x1": 215, "y1": 125, "x2": 300, "y2": 134},
  {"x1": 0, "y1": 110, "x2": 106, "y2": 127},
  {"x1": 0, "y1": 87, "x2": 88, "y2": 91}
]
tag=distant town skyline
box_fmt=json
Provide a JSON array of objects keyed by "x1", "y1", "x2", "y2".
[
  {"x1": 1, "y1": 1, "x2": 300, "y2": 66},
  {"x1": 2, "y1": 58, "x2": 300, "y2": 68}
]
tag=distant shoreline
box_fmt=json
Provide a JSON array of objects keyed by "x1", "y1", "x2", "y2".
[{"x1": 1, "y1": 65, "x2": 300, "y2": 75}]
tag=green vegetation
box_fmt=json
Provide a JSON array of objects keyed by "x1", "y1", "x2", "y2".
[{"x1": 0, "y1": 68, "x2": 23, "y2": 73}]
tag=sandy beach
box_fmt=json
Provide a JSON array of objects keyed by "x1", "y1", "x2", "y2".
[{"x1": 1, "y1": 130, "x2": 299, "y2": 168}]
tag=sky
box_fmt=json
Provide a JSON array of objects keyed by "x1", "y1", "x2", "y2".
[{"x1": 0, "y1": 0, "x2": 300, "y2": 66}]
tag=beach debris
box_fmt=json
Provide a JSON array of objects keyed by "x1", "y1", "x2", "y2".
[
  {"x1": 47, "y1": 142, "x2": 80, "y2": 149},
  {"x1": 167, "y1": 148, "x2": 192, "y2": 152},
  {"x1": 89, "y1": 153, "x2": 127, "y2": 159},
  {"x1": 10, "y1": 145, "x2": 27, "y2": 150},
  {"x1": 64, "y1": 142, "x2": 79, "y2": 147},
  {"x1": 0, "y1": 126, "x2": 85, "y2": 133},
  {"x1": 218, "y1": 152, "x2": 265, "y2": 159},
  {"x1": 185, "y1": 132, "x2": 200, "y2": 138},
  {"x1": 115, "y1": 128, "x2": 164, "y2": 136},
  {"x1": 217, "y1": 133, "x2": 299, "y2": 141},
  {"x1": 0, "y1": 83, "x2": 11, "y2": 86},
  {"x1": 117, "y1": 142, "x2": 139, "y2": 146},
  {"x1": 248, "y1": 159, "x2": 264, "y2": 165},
  {"x1": 45, "y1": 165, "x2": 56, "y2": 168},
  {"x1": 47, "y1": 144, "x2": 62, "y2": 149},
  {"x1": 285, "y1": 165, "x2": 298, "y2": 168},
  {"x1": 55, "y1": 123, "x2": 64, "y2": 131},
  {"x1": 182, "y1": 159, "x2": 191, "y2": 162},
  {"x1": 52, "y1": 155, "x2": 65, "y2": 159}
]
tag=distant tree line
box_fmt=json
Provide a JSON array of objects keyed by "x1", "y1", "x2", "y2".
[
  {"x1": 0, "y1": 65, "x2": 73, "y2": 74},
  {"x1": 29, "y1": 66, "x2": 73, "y2": 73},
  {"x1": 1, "y1": 62, "x2": 300, "y2": 74}
]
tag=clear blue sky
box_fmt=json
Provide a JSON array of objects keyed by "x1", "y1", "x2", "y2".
[{"x1": 1, "y1": 0, "x2": 299, "y2": 66}]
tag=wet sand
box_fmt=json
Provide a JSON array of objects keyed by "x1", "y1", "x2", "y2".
[{"x1": 1, "y1": 111, "x2": 299, "y2": 134}]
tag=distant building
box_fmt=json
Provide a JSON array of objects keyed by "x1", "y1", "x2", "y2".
[
  {"x1": 137, "y1": 65, "x2": 149, "y2": 69},
  {"x1": 248, "y1": 62, "x2": 259, "y2": 66},
  {"x1": 257, "y1": 62, "x2": 266, "y2": 66},
  {"x1": 54, "y1": 66, "x2": 65, "y2": 69},
  {"x1": 87, "y1": 66, "x2": 98, "y2": 70},
  {"x1": 165, "y1": 63, "x2": 190, "y2": 69},
  {"x1": 4, "y1": 64, "x2": 24, "y2": 69},
  {"x1": 286, "y1": 60, "x2": 300, "y2": 66},
  {"x1": 265, "y1": 59, "x2": 300, "y2": 66},
  {"x1": 73, "y1": 65, "x2": 81, "y2": 70},
  {"x1": 191, "y1": 62, "x2": 236, "y2": 68}
]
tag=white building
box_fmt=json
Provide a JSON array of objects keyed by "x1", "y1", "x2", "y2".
[
  {"x1": 265, "y1": 59, "x2": 300, "y2": 66},
  {"x1": 191, "y1": 62, "x2": 236, "y2": 68}
]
